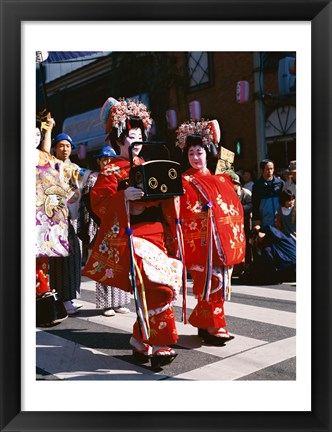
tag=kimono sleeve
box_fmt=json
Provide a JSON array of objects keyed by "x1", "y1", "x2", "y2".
[{"x1": 90, "y1": 172, "x2": 120, "y2": 220}]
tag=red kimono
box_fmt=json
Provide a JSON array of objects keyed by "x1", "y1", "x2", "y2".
[
  {"x1": 180, "y1": 168, "x2": 245, "y2": 329},
  {"x1": 82, "y1": 157, "x2": 183, "y2": 345}
]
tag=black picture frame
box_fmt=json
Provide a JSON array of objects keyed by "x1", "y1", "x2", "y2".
[{"x1": 1, "y1": 1, "x2": 331, "y2": 431}]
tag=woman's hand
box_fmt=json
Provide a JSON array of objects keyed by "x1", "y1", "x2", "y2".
[
  {"x1": 46, "y1": 116, "x2": 56, "y2": 130},
  {"x1": 124, "y1": 186, "x2": 144, "y2": 201},
  {"x1": 41, "y1": 114, "x2": 55, "y2": 132}
]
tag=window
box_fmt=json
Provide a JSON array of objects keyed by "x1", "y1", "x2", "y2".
[{"x1": 188, "y1": 52, "x2": 210, "y2": 88}]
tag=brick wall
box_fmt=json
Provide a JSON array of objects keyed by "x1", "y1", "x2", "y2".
[{"x1": 167, "y1": 51, "x2": 295, "y2": 174}]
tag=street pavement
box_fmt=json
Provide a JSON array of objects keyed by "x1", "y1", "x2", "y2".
[{"x1": 36, "y1": 274, "x2": 296, "y2": 381}]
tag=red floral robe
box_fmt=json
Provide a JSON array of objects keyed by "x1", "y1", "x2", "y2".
[
  {"x1": 82, "y1": 157, "x2": 183, "y2": 345},
  {"x1": 180, "y1": 168, "x2": 245, "y2": 329}
]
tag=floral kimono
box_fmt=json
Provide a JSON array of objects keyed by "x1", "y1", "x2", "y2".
[
  {"x1": 36, "y1": 150, "x2": 82, "y2": 298},
  {"x1": 180, "y1": 168, "x2": 245, "y2": 329},
  {"x1": 36, "y1": 151, "x2": 80, "y2": 258},
  {"x1": 82, "y1": 157, "x2": 183, "y2": 345}
]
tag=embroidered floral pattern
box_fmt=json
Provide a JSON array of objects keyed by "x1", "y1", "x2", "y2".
[
  {"x1": 36, "y1": 165, "x2": 71, "y2": 258},
  {"x1": 200, "y1": 218, "x2": 208, "y2": 230},
  {"x1": 186, "y1": 238, "x2": 196, "y2": 252},
  {"x1": 85, "y1": 213, "x2": 122, "y2": 280},
  {"x1": 158, "y1": 321, "x2": 167, "y2": 330},
  {"x1": 111, "y1": 224, "x2": 120, "y2": 234},
  {"x1": 102, "y1": 164, "x2": 121, "y2": 177},
  {"x1": 105, "y1": 268, "x2": 114, "y2": 278},
  {"x1": 92, "y1": 260, "x2": 106, "y2": 273},
  {"x1": 229, "y1": 222, "x2": 245, "y2": 249},
  {"x1": 86, "y1": 258, "x2": 116, "y2": 282},
  {"x1": 99, "y1": 243, "x2": 108, "y2": 253},
  {"x1": 181, "y1": 170, "x2": 246, "y2": 266},
  {"x1": 133, "y1": 237, "x2": 182, "y2": 309},
  {"x1": 188, "y1": 221, "x2": 198, "y2": 231},
  {"x1": 213, "y1": 307, "x2": 223, "y2": 315},
  {"x1": 216, "y1": 194, "x2": 239, "y2": 216},
  {"x1": 186, "y1": 199, "x2": 203, "y2": 214}
]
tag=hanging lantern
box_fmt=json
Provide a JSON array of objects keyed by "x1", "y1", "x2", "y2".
[
  {"x1": 166, "y1": 109, "x2": 177, "y2": 129},
  {"x1": 189, "y1": 100, "x2": 201, "y2": 120},
  {"x1": 236, "y1": 80, "x2": 250, "y2": 104},
  {"x1": 150, "y1": 119, "x2": 157, "y2": 137},
  {"x1": 77, "y1": 142, "x2": 87, "y2": 160}
]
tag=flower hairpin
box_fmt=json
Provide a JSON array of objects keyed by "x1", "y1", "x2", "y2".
[
  {"x1": 175, "y1": 119, "x2": 221, "y2": 150},
  {"x1": 100, "y1": 97, "x2": 153, "y2": 137}
]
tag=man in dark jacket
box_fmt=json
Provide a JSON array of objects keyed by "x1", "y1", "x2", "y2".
[{"x1": 252, "y1": 159, "x2": 284, "y2": 229}]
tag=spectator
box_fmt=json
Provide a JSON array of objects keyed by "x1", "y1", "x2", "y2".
[
  {"x1": 275, "y1": 189, "x2": 296, "y2": 240},
  {"x1": 283, "y1": 160, "x2": 296, "y2": 197},
  {"x1": 252, "y1": 159, "x2": 284, "y2": 229},
  {"x1": 276, "y1": 168, "x2": 288, "y2": 181},
  {"x1": 46, "y1": 133, "x2": 87, "y2": 315},
  {"x1": 249, "y1": 224, "x2": 296, "y2": 284},
  {"x1": 241, "y1": 168, "x2": 255, "y2": 192},
  {"x1": 231, "y1": 173, "x2": 253, "y2": 269},
  {"x1": 242, "y1": 187, "x2": 296, "y2": 285}
]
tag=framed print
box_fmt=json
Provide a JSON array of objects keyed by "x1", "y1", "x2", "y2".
[{"x1": 1, "y1": 0, "x2": 331, "y2": 431}]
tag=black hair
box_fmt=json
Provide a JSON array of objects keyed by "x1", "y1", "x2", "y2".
[
  {"x1": 260, "y1": 159, "x2": 274, "y2": 170},
  {"x1": 279, "y1": 189, "x2": 295, "y2": 206},
  {"x1": 182, "y1": 134, "x2": 220, "y2": 172},
  {"x1": 108, "y1": 116, "x2": 146, "y2": 154},
  {"x1": 184, "y1": 135, "x2": 212, "y2": 157}
]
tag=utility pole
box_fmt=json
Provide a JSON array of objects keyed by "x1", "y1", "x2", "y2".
[{"x1": 253, "y1": 52, "x2": 267, "y2": 174}]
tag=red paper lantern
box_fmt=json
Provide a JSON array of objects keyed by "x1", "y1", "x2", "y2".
[
  {"x1": 166, "y1": 109, "x2": 177, "y2": 129},
  {"x1": 189, "y1": 100, "x2": 201, "y2": 120},
  {"x1": 150, "y1": 119, "x2": 157, "y2": 137},
  {"x1": 77, "y1": 143, "x2": 87, "y2": 160},
  {"x1": 236, "y1": 81, "x2": 250, "y2": 104}
]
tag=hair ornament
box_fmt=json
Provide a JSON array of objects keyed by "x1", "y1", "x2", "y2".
[
  {"x1": 100, "y1": 97, "x2": 119, "y2": 125},
  {"x1": 175, "y1": 119, "x2": 221, "y2": 150},
  {"x1": 100, "y1": 97, "x2": 153, "y2": 136}
]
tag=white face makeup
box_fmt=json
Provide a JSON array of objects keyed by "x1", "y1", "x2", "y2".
[
  {"x1": 36, "y1": 128, "x2": 41, "y2": 147},
  {"x1": 188, "y1": 145, "x2": 207, "y2": 171},
  {"x1": 120, "y1": 128, "x2": 143, "y2": 158}
]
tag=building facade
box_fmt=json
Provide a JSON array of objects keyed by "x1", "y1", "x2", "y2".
[{"x1": 36, "y1": 51, "x2": 296, "y2": 174}]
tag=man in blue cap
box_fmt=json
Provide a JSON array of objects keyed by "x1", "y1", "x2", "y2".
[
  {"x1": 52, "y1": 133, "x2": 75, "y2": 163},
  {"x1": 48, "y1": 132, "x2": 86, "y2": 315}
]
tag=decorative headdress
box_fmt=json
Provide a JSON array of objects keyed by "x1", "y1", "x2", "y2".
[
  {"x1": 100, "y1": 97, "x2": 153, "y2": 137},
  {"x1": 175, "y1": 119, "x2": 221, "y2": 150}
]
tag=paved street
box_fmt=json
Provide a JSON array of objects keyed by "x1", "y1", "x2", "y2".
[{"x1": 36, "y1": 275, "x2": 296, "y2": 381}]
